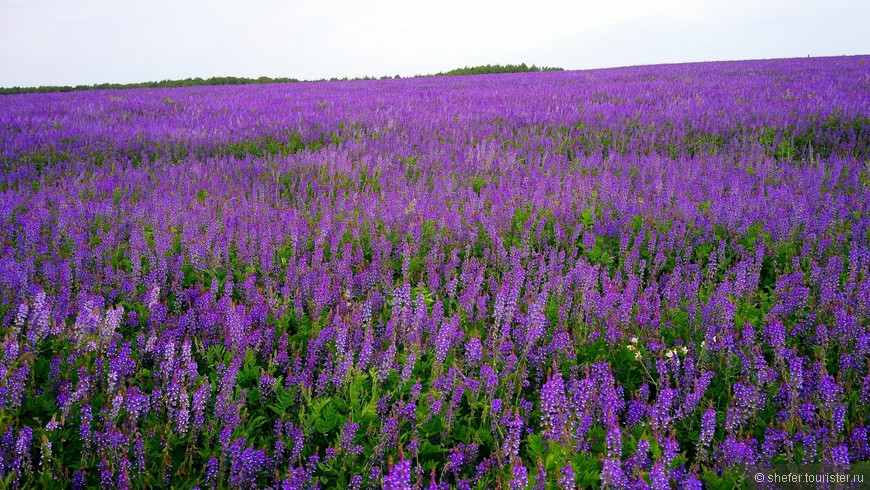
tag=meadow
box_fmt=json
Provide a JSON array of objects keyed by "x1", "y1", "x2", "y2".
[{"x1": 1, "y1": 55, "x2": 869, "y2": 488}]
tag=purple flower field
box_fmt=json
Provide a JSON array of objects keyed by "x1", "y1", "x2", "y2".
[{"x1": 1, "y1": 55, "x2": 869, "y2": 488}]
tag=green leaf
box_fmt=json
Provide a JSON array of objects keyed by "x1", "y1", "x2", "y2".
[
  {"x1": 419, "y1": 440, "x2": 447, "y2": 456},
  {"x1": 421, "y1": 417, "x2": 444, "y2": 437},
  {"x1": 526, "y1": 433, "x2": 546, "y2": 460}
]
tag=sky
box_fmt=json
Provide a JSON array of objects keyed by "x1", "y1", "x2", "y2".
[{"x1": 1, "y1": 0, "x2": 868, "y2": 87}]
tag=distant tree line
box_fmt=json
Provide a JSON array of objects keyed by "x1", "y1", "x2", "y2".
[
  {"x1": 0, "y1": 64, "x2": 563, "y2": 95},
  {"x1": 429, "y1": 63, "x2": 564, "y2": 77},
  {"x1": 0, "y1": 76, "x2": 300, "y2": 95},
  {"x1": 315, "y1": 64, "x2": 564, "y2": 82}
]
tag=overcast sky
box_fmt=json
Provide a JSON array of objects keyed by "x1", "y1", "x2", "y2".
[{"x1": 1, "y1": 0, "x2": 868, "y2": 87}]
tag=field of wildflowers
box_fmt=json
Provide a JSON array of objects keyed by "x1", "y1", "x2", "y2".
[{"x1": 1, "y1": 55, "x2": 869, "y2": 488}]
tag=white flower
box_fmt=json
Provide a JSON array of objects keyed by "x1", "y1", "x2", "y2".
[
  {"x1": 630, "y1": 336, "x2": 638, "y2": 344},
  {"x1": 665, "y1": 349, "x2": 674, "y2": 359},
  {"x1": 634, "y1": 352, "x2": 643, "y2": 361}
]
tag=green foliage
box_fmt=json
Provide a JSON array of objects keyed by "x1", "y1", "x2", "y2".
[
  {"x1": 430, "y1": 63, "x2": 564, "y2": 77},
  {"x1": 0, "y1": 76, "x2": 301, "y2": 95},
  {"x1": 469, "y1": 175, "x2": 488, "y2": 195}
]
